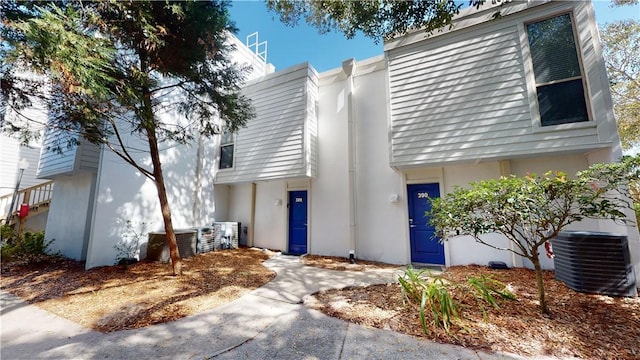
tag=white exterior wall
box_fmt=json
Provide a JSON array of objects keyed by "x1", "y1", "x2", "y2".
[
  {"x1": 1, "y1": 106, "x2": 50, "y2": 231},
  {"x1": 351, "y1": 61, "x2": 407, "y2": 264},
  {"x1": 386, "y1": 1, "x2": 619, "y2": 168},
  {"x1": 309, "y1": 72, "x2": 351, "y2": 258},
  {"x1": 37, "y1": 128, "x2": 77, "y2": 177},
  {"x1": 0, "y1": 138, "x2": 46, "y2": 197},
  {"x1": 37, "y1": 129, "x2": 101, "y2": 179},
  {"x1": 45, "y1": 173, "x2": 96, "y2": 260},
  {"x1": 439, "y1": 163, "x2": 515, "y2": 267},
  {"x1": 215, "y1": 64, "x2": 318, "y2": 184},
  {"x1": 227, "y1": 183, "x2": 252, "y2": 224},
  {"x1": 1, "y1": 78, "x2": 50, "y2": 196},
  {"x1": 39, "y1": 33, "x2": 274, "y2": 269},
  {"x1": 85, "y1": 132, "x2": 224, "y2": 268},
  {"x1": 253, "y1": 181, "x2": 287, "y2": 251}
]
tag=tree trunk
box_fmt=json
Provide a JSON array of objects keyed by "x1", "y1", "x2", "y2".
[
  {"x1": 137, "y1": 47, "x2": 182, "y2": 276},
  {"x1": 147, "y1": 127, "x2": 182, "y2": 276},
  {"x1": 531, "y1": 253, "x2": 548, "y2": 314}
]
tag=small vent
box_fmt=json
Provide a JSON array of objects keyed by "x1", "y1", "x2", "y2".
[{"x1": 552, "y1": 231, "x2": 637, "y2": 297}]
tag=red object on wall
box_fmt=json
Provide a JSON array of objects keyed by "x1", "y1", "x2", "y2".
[{"x1": 19, "y1": 204, "x2": 29, "y2": 218}]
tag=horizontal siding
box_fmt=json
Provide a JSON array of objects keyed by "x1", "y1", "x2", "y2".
[
  {"x1": 388, "y1": 8, "x2": 602, "y2": 167},
  {"x1": 0, "y1": 137, "x2": 21, "y2": 195},
  {"x1": 215, "y1": 65, "x2": 318, "y2": 183},
  {"x1": 37, "y1": 127, "x2": 78, "y2": 178},
  {"x1": 306, "y1": 79, "x2": 319, "y2": 177},
  {"x1": 78, "y1": 141, "x2": 101, "y2": 171},
  {"x1": 0, "y1": 136, "x2": 49, "y2": 195}
]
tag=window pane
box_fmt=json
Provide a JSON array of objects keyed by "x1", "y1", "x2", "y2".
[
  {"x1": 527, "y1": 14, "x2": 581, "y2": 84},
  {"x1": 221, "y1": 130, "x2": 234, "y2": 145},
  {"x1": 537, "y1": 79, "x2": 588, "y2": 126},
  {"x1": 219, "y1": 144, "x2": 234, "y2": 169}
]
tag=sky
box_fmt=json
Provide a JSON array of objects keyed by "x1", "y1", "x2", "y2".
[{"x1": 228, "y1": 0, "x2": 640, "y2": 73}]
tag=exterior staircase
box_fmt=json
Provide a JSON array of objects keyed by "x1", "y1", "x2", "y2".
[{"x1": 0, "y1": 181, "x2": 54, "y2": 228}]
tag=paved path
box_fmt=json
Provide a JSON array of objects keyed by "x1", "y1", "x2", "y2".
[{"x1": 1, "y1": 254, "x2": 529, "y2": 359}]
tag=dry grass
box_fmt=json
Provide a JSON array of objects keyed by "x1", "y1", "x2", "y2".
[
  {"x1": 307, "y1": 264, "x2": 640, "y2": 360},
  {"x1": 0, "y1": 248, "x2": 275, "y2": 332}
]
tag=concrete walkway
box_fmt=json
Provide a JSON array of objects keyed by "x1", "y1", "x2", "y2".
[{"x1": 1, "y1": 254, "x2": 526, "y2": 360}]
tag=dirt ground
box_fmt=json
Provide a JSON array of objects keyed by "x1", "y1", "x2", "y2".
[
  {"x1": 0, "y1": 248, "x2": 275, "y2": 332},
  {"x1": 306, "y1": 262, "x2": 640, "y2": 360},
  {"x1": 2, "y1": 251, "x2": 639, "y2": 359},
  {"x1": 301, "y1": 254, "x2": 401, "y2": 271}
]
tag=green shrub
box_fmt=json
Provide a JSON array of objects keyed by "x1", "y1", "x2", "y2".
[
  {"x1": 0, "y1": 229, "x2": 54, "y2": 262},
  {"x1": 20, "y1": 231, "x2": 52, "y2": 254},
  {"x1": 1, "y1": 224, "x2": 16, "y2": 242},
  {"x1": 399, "y1": 266, "x2": 516, "y2": 334},
  {"x1": 399, "y1": 267, "x2": 458, "y2": 333},
  {"x1": 1, "y1": 243, "x2": 19, "y2": 261}
]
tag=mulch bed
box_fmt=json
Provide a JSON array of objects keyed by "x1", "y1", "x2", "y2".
[
  {"x1": 302, "y1": 254, "x2": 401, "y2": 271},
  {"x1": 0, "y1": 248, "x2": 275, "y2": 332},
  {"x1": 307, "y1": 264, "x2": 640, "y2": 359}
]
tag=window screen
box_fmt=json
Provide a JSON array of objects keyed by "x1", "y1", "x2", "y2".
[
  {"x1": 527, "y1": 14, "x2": 589, "y2": 126},
  {"x1": 219, "y1": 129, "x2": 234, "y2": 169}
]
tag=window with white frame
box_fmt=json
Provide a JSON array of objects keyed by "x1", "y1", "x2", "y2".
[
  {"x1": 526, "y1": 13, "x2": 589, "y2": 126},
  {"x1": 219, "y1": 128, "x2": 234, "y2": 169}
]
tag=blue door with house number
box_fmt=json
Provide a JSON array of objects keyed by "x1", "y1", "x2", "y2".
[
  {"x1": 288, "y1": 191, "x2": 307, "y2": 255},
  {"x1": 408, "y1": 183, "x2": 444, "y2": 264}
]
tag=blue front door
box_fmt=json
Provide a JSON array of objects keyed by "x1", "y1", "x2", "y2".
[
  {"x1": 288, "y1": 190, "x2": 307, "y2": 255},
  {"x1": 408, "y1": 183, "x2": 444, "y2": 264}
]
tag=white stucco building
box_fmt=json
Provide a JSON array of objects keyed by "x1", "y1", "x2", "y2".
[{"x1": 37, "y1": 1, "x2": 639, "y2": 285}]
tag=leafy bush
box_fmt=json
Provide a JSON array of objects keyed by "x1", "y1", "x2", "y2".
[
  {"x1": 399, "y1": 267, "x2": 458, "y2": 333},
  {"x1": 0, "y1": 227, "x2": 54, "y2": 262},
  {"x1": 429, "y1": 155, "x2": 640, "y2": 314},
  {"x1": 631, "y1": 180, "x2": 640, "y2": 224},
  {"x1": 113, "y1": 220, "x2": 146, "y2": 268},
  {"x1": 399, "y1": 266, "x2": 516, "y2": 334},
  {"x1": 1, "y1": 224, "x2": 16, "y2": 242}
]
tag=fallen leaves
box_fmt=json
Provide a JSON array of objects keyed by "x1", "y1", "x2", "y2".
[
  {"x1": 308, "y1": 264, "x2": 640, "y2": 360},
  {"x1": 0, "y1": 248, "x2": 275, "y2": 332}
]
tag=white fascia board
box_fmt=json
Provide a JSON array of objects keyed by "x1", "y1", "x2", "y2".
[
  {"x1": 317, "y1": 55, "x2": 386, "y2": 87},
  {"x1": 243, "y1": 62, "x2": 317, "y2": 93},
  {"x1": 384, "y1": 0, "x2": 551, "y2": 51}
]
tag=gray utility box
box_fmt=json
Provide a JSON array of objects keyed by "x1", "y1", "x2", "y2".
[
  {"x1": 146, "y1": 229, "x2": 197, "y2": 262},
  {"x1": 552, "y1": 231, "x2": 637, "y2": 297},
  {"x1": 212, "y1": 222, "x2": 240, "y2": 250},
  {"x1": 192, "y1": 227, "x2": 215, "y2": 253}
]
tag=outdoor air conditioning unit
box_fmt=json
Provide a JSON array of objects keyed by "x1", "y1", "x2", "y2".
[
  {"x1": 552, "y1": 231, "x2": 637, "y2": 297},
  {"x1": 192, "y1": 227, "x2": 215, "y2": 253},
  {"x1": 212, "y1": 222, "x2": 241, "y2": 250}
]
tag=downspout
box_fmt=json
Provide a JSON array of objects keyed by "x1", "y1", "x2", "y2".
[
  {"x1": 343, "y1": 59, "x2": 358, "y2": 263},
  {"x1": 499, "y1": 160, "x2": 519, "y2": 268},
  {"x1": 193, "y1": 134, "x2": 204, "y2": 225},
  {"x1": 249, "y1": 182, "x2": 256, "y2": 247}
]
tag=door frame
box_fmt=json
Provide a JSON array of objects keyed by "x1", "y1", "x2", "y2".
[
  {"x1": 286, "y1": 187, "x2": 309, "y2": 255},
  {"x1": 406, "y1": 183, "x2": 444, "y2": 265},
  {"x1": 403, "y1": 172, "x2": 450, "y2": 266}
]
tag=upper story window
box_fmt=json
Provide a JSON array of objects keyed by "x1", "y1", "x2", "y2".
[
  {"x1": 526, "y1": 13, "x2": 589, "y2": 126},
  {"x1": 219, "y1": 128, "x2": 234, "y2": 169}
]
